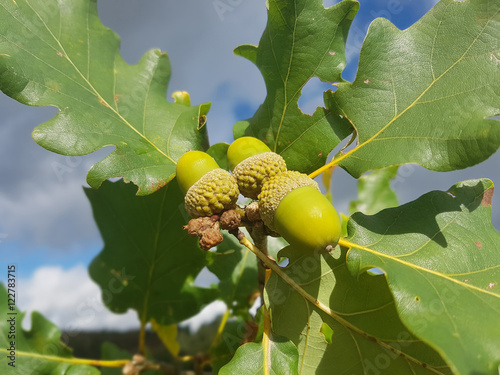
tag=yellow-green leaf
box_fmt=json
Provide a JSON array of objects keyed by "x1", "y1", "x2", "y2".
[
  {"x1": 345, "y1": 178, "x2": 500, "y2": 374},
  {"x1": 151, "y1": 319, "x2": 180, "y2": 358},
  {"x1": 0, "y1": 0, "x2": 209, "y2": 195},
  {"x1": 329, "y1": 0, "x2": 500, "y2": 176},
  {"x1": 233, "y1": 0, "x2": 357, "y2": 174}
]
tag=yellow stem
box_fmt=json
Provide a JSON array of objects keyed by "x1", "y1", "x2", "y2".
[
  {"x1": 262, "y1": 305, "x2": 271, "y2": 375},
  {"x1": 210, "y1": 308, "x2": 230, "y2": 348},
  {"x1": 138, "y1": 319, "x2": 147, "y2": 355},
  {"x1": 239, "y1": 236, "x2": 446, "y2": 375},
  {"x1": 308, "y1": 157, "x2": 340, "y2": 179},
  {"x1": 241, "y1": 237, "x2": 325, "y2": 309},
  {"x1": 337, "y1": 238, "x2": 352, "y2": 248},
  {"x1": 0, "y1": 349, "x2": 128, "y2": 367},
  {"x1": 177, "y1": 355, "x2": 195, "y2": 362}
]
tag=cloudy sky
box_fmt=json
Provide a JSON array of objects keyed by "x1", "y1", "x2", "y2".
[{"x1": 0, "y1": 0, "x2": 498, "y2": 332}]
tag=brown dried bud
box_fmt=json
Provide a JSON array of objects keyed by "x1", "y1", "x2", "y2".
[
  {"x1": 199, "y1": 229, "x2": 223, "y2": 250},
  {"x1": 245, "y1": 201, "x2": 261, "y2": 222},
  {"x1": 122, "y1": 363, "x2": 138, "y2": 375},
  {"x1": 183, "y1": 217, "x2": 218, "y2": 237},
  {"x1": 132, "y1": 354, "x2": 146, "y2": 365},
  {"x1": 220, "y1": 210, "x2": 241, "y2": 230}
]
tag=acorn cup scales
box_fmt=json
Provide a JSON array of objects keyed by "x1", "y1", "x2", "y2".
[
  {"x1": 227, "y1": 136, "x2": 287, "y2": 199},
  {"x1": 176, "y1": 150, "x2": 239, "y2": 218}
]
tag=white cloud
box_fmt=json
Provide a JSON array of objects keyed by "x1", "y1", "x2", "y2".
[
  {"x1": 179, "y1": 300, "x2": 227, "y2": 333},
  {"x1": 0, "y1": 1, "x2": 268, "y2": 254},
  {"x1": 0, "y1": 0, "x2": 489, "y2": 260},
  {"x1": 19, "y1": 265, "x2": 229, "y2": 333},
  {"x1": 19, "y1": 265, "x2": 139, "y2": 332},
  {"x1": 0, "y1": 170, "x2": 100, "y2": 249}
]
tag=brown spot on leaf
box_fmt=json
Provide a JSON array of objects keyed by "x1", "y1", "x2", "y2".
[
  {"x1": 318, "y1": 152, "x2": 323, "y2": 158},
  {"x1": 56, "y1": 51, "x2": 63, "y2": 57},
  {"x1": 198, "y1": 115, "x2": 207, "y2": 129},
  {"x1": 488, "y1": 282, "x2": 497, "y2": 289},
  {"x1": 98, "y1": 96, "x2": 110, "y2": 108},
  {"x1": 329, "y1": 51, "x2": 336, "y2": 56},
  {"x1": 475, "y1": 241, "x2": 482, "y2": 249},
  {"x1": 242, "y1": 321, "x2": 259, "y2": 344},
  {"x1": 491, "y1": 52, "x2": 500, "y2": 64},
  {"x1": 463, "y1": 279, "x2": 471, "y2": 283},
  {"x1": 364, "y1": 79, "x2": 371, "y2": 84},
  {"x1": 481, "y1": 187, "x2": 494, "y2": 207}
]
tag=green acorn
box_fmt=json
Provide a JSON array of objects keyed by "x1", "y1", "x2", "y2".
[
  {"x1": 258, "y1": 171, "x2": 341, "y2": 251},
  {"x1": 227, "y1": 136, "x2": 287, "y2": 199},
  {"x1": 176, "y1": 151, "x2": 239, "y2": 218}
]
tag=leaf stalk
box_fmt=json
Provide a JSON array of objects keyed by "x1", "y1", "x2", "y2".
[{"x1": 0, "y1": 348, "x2": 129, "y2": 367}]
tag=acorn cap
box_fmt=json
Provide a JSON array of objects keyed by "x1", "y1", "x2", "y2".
[
  {"x1": 185, "y1": 168, "x2": 239, "y2": 218},
  {"x1": 232, "y1": 152, "x2": 287, "y2": 199},
  {"x1": 258, "y1": 171, "x2": 319, "y2": 231}
]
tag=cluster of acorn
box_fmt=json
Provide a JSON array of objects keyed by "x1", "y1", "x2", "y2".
[{"x1": 176, "y1": 137, "x2": 341, "y2": 252}]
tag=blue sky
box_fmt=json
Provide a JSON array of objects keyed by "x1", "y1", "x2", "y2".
[{"x1": 1, "y1": 0, "x2": 499, "y2": 331}]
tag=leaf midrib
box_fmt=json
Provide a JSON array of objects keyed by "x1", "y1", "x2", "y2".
[
  {"x1": 332, "y1": 4, "x2": 499, "y2": 167},
  {"x1": 249, "y1": 238, "x2": 448, "y2": 373},
  {"x1": 272, "y1": 1, "x2": 353, "y2": 152},
  {"x1": 18, "y1": 0, "x2": 175, "y2": 163},
  {"x1": 343, "y1": 182, "x2": 500, "y2": 299},
  {"x1": 340, "y1": 238, "x2": 500, "y2": 300}
]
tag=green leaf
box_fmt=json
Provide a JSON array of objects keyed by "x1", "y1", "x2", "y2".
[
  {"x1": 349, "y1": 166, "x2": 399, "y2": 215},
  {"x1": 210, "y1": 316, "x2": 248, "y2": 374},
  {"x1": 207, "y1": 142, "x2": 230, "y2": 171},
  {"x1": 329, "y1": 0, "x2": 500, "y2": 177},
  {"x1": 345, "y1": 178, "x2": 500, "y2": 374},
  {"x1": 265, "y1": 247, "x2": 451, "y2": 374},
  {"x1": 219, "y1": 337, "x2": 299, "y2": 375},
  {"x1": 0, "y1": 284, "x2": 100, "y2": 374},
  {"x1": 86, "y1": 179, "x2": 218, "y2": 325},
  {"x1": 207, "y1": 234, "x2": 259, "y2": 316},
  {"x1": 233, "y1": 0, "x2": 358, "y2": 174},
  {"x1": 0, "y1": 0, "x2": 209, "y2": 195}
]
